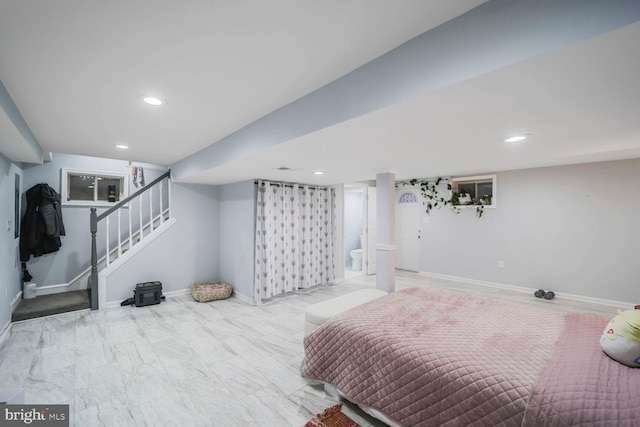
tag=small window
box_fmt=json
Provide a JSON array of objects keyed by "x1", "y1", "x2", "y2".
[
  {"x1": 450, "y1": 174, "x2": 496, "y2": 207},
  {"x1": 399, "y1": 192, "x2": 418, "y2": 203},
  {"x1": 61, "y1": 168, "x2": 129, "y2": 206}
]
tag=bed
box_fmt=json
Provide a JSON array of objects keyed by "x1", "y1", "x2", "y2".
[{"x1": 302, "y1": 287, "x2": 640, "y2": 426}]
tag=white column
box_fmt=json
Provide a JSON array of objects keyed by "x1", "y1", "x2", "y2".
[{"x1": 376, "y1": 172, "x2": 396, "y2": 292}]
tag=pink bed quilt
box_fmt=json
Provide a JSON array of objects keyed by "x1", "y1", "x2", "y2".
[
  {"x1": 302, "y1": 288, "x2": 640, "y2": 426},
  {"x1": 523, "y1": 312, "x2": 640, "y2": 426}
]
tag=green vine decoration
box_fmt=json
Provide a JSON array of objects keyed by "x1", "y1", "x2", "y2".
[{"x1": 398, "y1": 177, "x2": 488, "y2": 218}]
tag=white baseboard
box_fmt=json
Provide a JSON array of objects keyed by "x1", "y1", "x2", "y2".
[
  {"x1": 36, "y1": 282, "x2": 73, "y2": 296},
  {"x1": 11, "y1": 291, "x2": 22, "y2": 313},
  {"x1": 550, "y1": 290, "x2": 634, "y2": 310},
  {"x1": 419, "y1": 271, "x2": 634, "y2": 310},
  {"x1": 419, "y1": 271, "x2": 534, "y2": 294},
  {"x1": 232, "y1": 291, "x2": 254, "y2": 305},
  {"x1": 105, "y1": 299, "x2": 125, "y2": 309},
  {"x1": 106, "y1": 287, "x2": 191, "y2": 309},
  {"x1": 0, "y1": 321, "x2": 11, "y2": 347},
  {"x1": 163, "y1": 288, "x2": 190, "y2": 298}
]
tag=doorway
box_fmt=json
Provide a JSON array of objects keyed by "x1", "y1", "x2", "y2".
[
  {"x1": 344, "y1": 185, "x2": 365, "y2": 279},
  {"x1": 396, "y1": 190, "x2": 421, "y2": 272}
]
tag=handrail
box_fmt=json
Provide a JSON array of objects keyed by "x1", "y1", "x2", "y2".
[{"x1": 97, "y1": 171, "x2": 170, "y2": 221}]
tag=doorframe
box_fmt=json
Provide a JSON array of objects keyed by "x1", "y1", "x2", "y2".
[
  {"x1": 364, "y1": 186, "x2": 376, "y2": 275},
  {"x1": 396, "y1": 188, "x2": 421, "y2": 272},
  {"x1": 343, "y1": 183, "x2": 368, "y2": 278}
]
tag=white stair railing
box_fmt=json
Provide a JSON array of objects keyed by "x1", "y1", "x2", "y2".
[{"x1": 89, "y1": 171, "x2": 171, "y2": 309}]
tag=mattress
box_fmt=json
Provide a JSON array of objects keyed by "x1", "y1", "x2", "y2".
[{"x1": 302, "y1": 288, "x2": 640, "y2": 426}]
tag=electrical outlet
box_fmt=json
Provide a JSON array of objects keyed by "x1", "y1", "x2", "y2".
[
  {"x1": 6, "y1": 220, "x2": 10, "y2": 231},
  {"x1": 498, "y1": 260, "x2": 505, "y2": 269}
]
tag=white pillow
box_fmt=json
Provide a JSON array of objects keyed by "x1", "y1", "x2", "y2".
[{"x1": 600, "y1": 309, "x2": 640, "y2": 368}]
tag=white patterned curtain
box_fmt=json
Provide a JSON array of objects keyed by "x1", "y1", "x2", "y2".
[{"x1": 254, "y1": 180, "x2": 335, "y2": 303}]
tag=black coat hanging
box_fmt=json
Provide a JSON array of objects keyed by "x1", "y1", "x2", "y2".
[{"x1": 19, "y1": 182, "x2": 66, "y2": 263}]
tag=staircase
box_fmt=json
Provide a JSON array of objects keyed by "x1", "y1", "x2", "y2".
[
  {"x1": 12, "y1": 172, "x2": 173, "y2": 321},
  {"x1": 90, "y1": 171, "x2": 174, "y2": 309},
  {"x1": 11, "y1": 290, "x2": 90, "y2": 322}
]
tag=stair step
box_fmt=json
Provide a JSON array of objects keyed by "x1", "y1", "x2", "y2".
[{"x1": 11, "y1": 290, "x2": 91, "y2": 322}]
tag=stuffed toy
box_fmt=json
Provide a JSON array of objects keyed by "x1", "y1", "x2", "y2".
[{"x1": 600, "y1": 309, "x2": 640, "y2": 367}]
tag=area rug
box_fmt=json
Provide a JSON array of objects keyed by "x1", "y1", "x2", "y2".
[{"x1": 304, "y1": 404, "x2": 360, "y2": 427}]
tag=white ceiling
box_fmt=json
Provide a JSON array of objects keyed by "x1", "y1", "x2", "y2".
[
  {"x1": 185, "y1": 20, "x2": 640, "y2": 185},
  {"x1": 1, "y1": 0, "x2": 640, "y2": 186},
  {"x1": 0, "y1": 0, "x2": 485, "y2": 167}
]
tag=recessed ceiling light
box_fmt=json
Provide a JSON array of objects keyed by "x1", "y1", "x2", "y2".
[
  {"x1": 314, "y1": 171, "x2": 325, "y2": 175},
  {"x1": 141, "y1": 96, "x2": 166, "y2": 106},
  {"x1": 115, "y1": 144, "x2": 129, "y2": 150},
  {"x1": 503, "y1": 134, "x2": 530, "y2": 143}
]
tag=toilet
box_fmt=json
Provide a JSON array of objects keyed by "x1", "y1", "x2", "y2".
[
  {"x1": 350, "y1": 249, "x2": 363, "y2": 270},
  {"x1": 349, "y1": 235, "x2": 364, "y2": 271}
]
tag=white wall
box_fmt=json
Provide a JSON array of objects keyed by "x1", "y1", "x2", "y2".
[
  {"x1": 21, "y1": 153, "x2": 164, "y2": 287},
  {"x1": 106, "y1": 183, "x2": 220, "y2": 303},
  {"x1": 20, "y1": 153, "x2": 220, "y2": 306},
  {"x1": 218, "y1": 180, "x2": 255, "y2": 301},
  {"x1": 0, "y1": 155, "x2": 22, "y2": 332},
  {"x1": 420, "y1": 158, "x2": 640, "y2": 303}
]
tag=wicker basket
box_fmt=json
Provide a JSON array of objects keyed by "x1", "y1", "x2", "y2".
[{"x1": 190, "y1": 281, "x2": 233, "y2": 302}]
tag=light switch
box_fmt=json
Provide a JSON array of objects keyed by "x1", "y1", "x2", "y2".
[{"x1": 7, "y1": 220, "x2": 11, "y2": 231}]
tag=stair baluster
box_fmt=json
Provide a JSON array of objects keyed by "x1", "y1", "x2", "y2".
[{"x1": 89, "y1": 171, "x2": 171, "y2": 310}]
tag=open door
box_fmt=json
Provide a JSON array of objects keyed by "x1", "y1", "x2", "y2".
[{"x1": 363, "y1": 186, "x2": 377, "y2": 275}]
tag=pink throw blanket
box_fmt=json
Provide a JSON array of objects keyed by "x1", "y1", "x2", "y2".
[
  {"x1": 523, "y1": 312, "x2": 640, "y2": 426},
  {"x1": 303, "y1": 288, "x2": 566, "y2": 426}
]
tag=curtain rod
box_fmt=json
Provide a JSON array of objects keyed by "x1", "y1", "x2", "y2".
[{"x1": 254, "y1": 180, "x2": 330, "y2": 191}]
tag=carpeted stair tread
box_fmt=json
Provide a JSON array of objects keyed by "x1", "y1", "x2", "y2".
[{"x1": 12, "y1": 290, "x2": 90, "y2": 322}]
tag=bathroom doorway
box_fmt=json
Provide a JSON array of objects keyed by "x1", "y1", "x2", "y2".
[{"x1": 344, "y1": 185, "x2": 366, "y2": 280}]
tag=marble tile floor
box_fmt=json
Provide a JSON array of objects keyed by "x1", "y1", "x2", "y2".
[
  {"x1": 0, "y1": 271, "x2": 622, "y2": 426},
  {"x1": 344, "y1": 268, "x2": 366, "y2": 281}
]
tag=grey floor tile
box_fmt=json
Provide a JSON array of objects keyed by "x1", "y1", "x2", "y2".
[{"x1": 1, "y1": 270, "x2": 624, "y2": 426}]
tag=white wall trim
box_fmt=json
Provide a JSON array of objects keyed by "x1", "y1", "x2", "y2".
[
  {"x1": 11, "y1": 291, "x2": 22, "y2": 313},
  {"x1": 98, "y1": 271, "x2": 108, "y2": 310},
  {"x1": 163, "y1": 288, "x2": 190, "y2": 298},
  {"x1": 376, "y1": 244, "x2": 397, "y2": 251},
  {"x1": 0, "y1": 320, "x2": 12, "y2": 347},
  {"x1": 419, "y1": 271, "x2": 634, "y2": 310},
  {"x1": 331, "y1": 276, "x2": 345, "y2": 285},
  {"x1": 106, "y1": 287, "x2": 255, "y2": 308},
  {"x1": 2, "y1": 291, "x2": 25, "y2": 342},
  {"x1": 232, "y1": 291, "x2": 254, "y2": 305},
  {"x1": 36, "y1": 282, "x2": 71, "y2": 296},
  {"x1": 105, "y1": 287, "x2": 189, "y2": 309},
  {"x1": 105, "y1": 295, "x2": 123, "y2": 309},
  {"x1": 37, "y1": 283, "x2": 69, "y2": 290}
]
